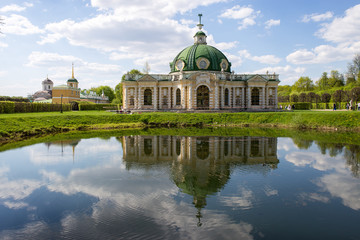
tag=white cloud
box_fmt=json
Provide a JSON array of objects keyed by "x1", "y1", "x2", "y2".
[
  {"x1": 239, "y1": 50, "x2": 281, "y2": 64},
  {"x1": 317, "y1": 4, "x2": 360, "y2": 44},
  {"x1": 250, "y1": 65, "x2": 306, "y2": 85},
  {"x1": 219, "y1": 5, "x2": 260, "y2": 30},
  {"x1": 91, "y1": 0, "x2": 226, "y2": 18},
  {"x1": 302, "y1": 11, "x2": 333, "y2": 23},
  {"x1": 265, "y1": 19, "x2": 280, "y2": 29},
  {"x1": 287, "y1": 4, "x2": 360, "y2": 65},
  {"x1": 0, "y1": 4, "x2": 26, "y2": 13},
  {"x1": 286, "y1": 42, "x2": 360, "y2": 64},
  {"x1": 2, "y1": 14, "x2": 43, "y2": 35},
  {"x1": 220, "y1": 187, "x2": 254, "y2": 209}
]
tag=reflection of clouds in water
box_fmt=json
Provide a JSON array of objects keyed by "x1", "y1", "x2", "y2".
[
  {"x1": 298, "y1": 192, "x2": 330, "y2": 205},
  {"x1": 28, "y1": 138, "x2": 123, "y2": 165},
  {"x1": 285, "y1": 149, "x2": 360, "y2": 211},
  {"x1": 277, "y1": 138, "x2": 294, "y2": 151},
  {"x1": 220, "y1": 187, "x2": 254, "y2": 209},
  {"x1": 264, "y1": 185, "x2": 278, "y2": 196},
  {"x1": 318, "y1": 173, "x2": 360, "y2": 210},
  {"x1": 285, "y1": 151, "x2": 346, "y2": 173},
  {"x1": 0, "y1": 177, "x2": 42, "y2": 201},
  {"x1": 0, "y1": 163, "x2": 255, "y2": 240},
  {"x1": 3, "y1": 201, "x2": 29, "y2": 209}
]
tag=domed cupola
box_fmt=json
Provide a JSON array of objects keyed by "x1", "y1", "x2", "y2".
[{"x1": 170, "y1": 14, "x2": 231, "y2": 73}]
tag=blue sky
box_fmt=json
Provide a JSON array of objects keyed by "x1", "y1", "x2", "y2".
[{"x1": 0, "y1": 0, "x2": 359, "y2": 97}]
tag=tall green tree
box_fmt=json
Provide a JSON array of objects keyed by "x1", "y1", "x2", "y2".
[
  {"x1": 114, "y1": 82, "x2": 123, "y2": 104},
  {"x1": 121, "y1": 69, "x2": 142, "y2": 81},
  {"x1": 328, "y1": 70, "x2": 344, "y2": 87},
  {"x1": 347, "y1": 53, "x2": 360, "y2": 82},
  {"x1": 294, "y1": 76, "x2": 314, "y2": 92},
  {"x1": 316, "y1": 72, "x2": 329, "y2": 90},
  {"x1": 90, "y1": 86, "x2": 115, "y2": 102}
]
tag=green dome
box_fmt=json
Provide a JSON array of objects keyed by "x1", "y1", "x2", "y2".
[
  {"x1": 170, "y1": 44, "x2": 231, "y2": 73},
  {"x1": 67, "y1": 78, "x2": 78, "y2": 83}
]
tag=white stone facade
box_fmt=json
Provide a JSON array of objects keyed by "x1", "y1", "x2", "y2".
[{"x1": 123, "y1": 71, "x2": 279, "y2": 111}]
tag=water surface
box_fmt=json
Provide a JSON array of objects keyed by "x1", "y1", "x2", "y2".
[{"x1": 0, "y1": 132, "x2": 359, "y2": 239}]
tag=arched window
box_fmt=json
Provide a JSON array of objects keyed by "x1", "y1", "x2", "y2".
[
  {"x1": 225, "y1": 88, "x2": 229, "y2": 106},
  {"x1": 251, "y1": 88, "x2": 260, "y2": 105},
  {"x1": 144, "y1": 138, "x2": 153, "y2": 156},
  {"x1": 144, "y1": 89, "x2": 152, "y2": 105},
  {"x1": 176, "y1": 88, "x2": 181, "y2": 105}
]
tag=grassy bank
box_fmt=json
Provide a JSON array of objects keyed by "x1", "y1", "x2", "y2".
[{"x1": 1, "y1": 110, "x2": 360, "y2": 144}]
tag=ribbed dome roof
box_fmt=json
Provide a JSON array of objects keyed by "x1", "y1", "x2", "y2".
[{"x1": 170, "y1": 44, "x2": 231, "y2": 73}]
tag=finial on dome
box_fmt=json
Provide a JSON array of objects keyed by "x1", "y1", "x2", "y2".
[{"x1": 197, "y1": 13, "x2": 203, "y2": 30}]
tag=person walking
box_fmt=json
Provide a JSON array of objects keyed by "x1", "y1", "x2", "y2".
[
  {"x1": 333, "y1": 103, "x2": 336, "y2": 111},
  {"x1": 358, "y1": 102, "x2": 360, "y2": 111}
]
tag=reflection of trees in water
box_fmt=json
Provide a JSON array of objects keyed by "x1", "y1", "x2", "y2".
[
  {"x1": 292, "y1": 138, "x2": 360, "y2": 178},
  {"x1": 344, "y1": 145, "x2": 360, "y2": 178},
  {"x1": 292, "y1": 138, "x2": 313, "y2": 150}
]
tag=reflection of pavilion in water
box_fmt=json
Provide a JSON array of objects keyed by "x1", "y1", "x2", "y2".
[
  {"x1": 122, "y1": 135, "x2": 279, "y2": 226},
  {"x1": 123, "y1": 135, "x2": 278, "y2": 165}
]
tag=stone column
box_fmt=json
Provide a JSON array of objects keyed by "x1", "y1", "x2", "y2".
[
  {"x1": 159, "y1": 87, "x2": 163, "y2": 109},
  {"x1": 233, "y1": 87, "x2": 236, "y2": 108},
  {"x1": 219, "y1": 86, "x2": 224, "y2": 108},
  {"x1": 247, "y1": 87, "x2": 251, "y2": 108},
  {"x1": 188, "y1": 86, "x2": 193, "y2": 110},
  {"x1": 229, "y1": 87, "x2": 232, "y2": 108},
  {"x1": 138, "y1": 87, "x2": 142, "y2": 109},
  {"x1": 181, "y1": 86, "x2": 186, "y2": 109},
  {"x1": 153, "y1": 86, "x2": 158, "y2": 110},
  {"x1": 262, "y1": 87, "x2": 266, "y2": 108},
  {"x1": 134, "y1": 86, "x2": 138, "y2": 109},
  {"x1": 241, "y1": 87, "x2": 245, "y2": 109},
  {"x1": 215, "y1": 84, "x2": 219, "y2": 110},
  {"x1": 275, "y1": 87, "x2": 278, "y2": 108},
  {"x1": 168, "y1": 87, "x2": 171, "y2": 109},
  {"x1": 124, "y1": 87, "x2": 128, "y2": 110}
]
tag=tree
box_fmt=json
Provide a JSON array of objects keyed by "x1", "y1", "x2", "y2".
[
  {"x1": 278, "y1": 85, "x2": 292, "y2": 96},
  {"x1": 121, "y1": 69, "x2": 142, "y2": 81},
  {"x1": 290, "y1": 94, "x2": 298, "y2": 102},
  {"x1": 333, "y1": 90, "x2": 346, "y2": 108},
  {"x1": 90, "y1": 85, "x2": 115, "y2": 102},
  {"x1": 347, "y1": 53, "x2": 360, "y2": 82},
  {"x1": 321, "y1": 93, "x2": 331, "y2": 103},
  {"x1": 306, "y1": 92, "x2": 316, "y2": 103},
  {"x1": 294, "y1": 76, "x2": 314, "y2": 92},
  {"x1": 299, "y1": 92, "x2": 306, "y2": 102},
  {"x1": 114, "y1": 82, "x2": 123, "y2": 104},
  {"x1": 328, "y1": 70, "x2": 344, "y2": 87},
  {"x1": 350, "y1": 87, "x2": 360, "y2": 103},
  {"x1": 346, "y1": 74, "x2": 356, "y2": 85},
  {"x1": 316, "y1": 72, "x2": 329, "y2": 90}
]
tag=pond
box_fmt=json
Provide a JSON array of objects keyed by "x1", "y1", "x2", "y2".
[{"x1": 0, "y1": 130, "x2": 359, "y2": 239}]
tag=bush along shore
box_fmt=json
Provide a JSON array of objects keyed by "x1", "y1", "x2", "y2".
[{"x1": 1, "y1": 111, "x2": 360, "y2": 144}]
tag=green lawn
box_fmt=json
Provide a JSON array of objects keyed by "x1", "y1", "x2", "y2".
[{"x1": 1, "y1": 110, "x2": 360, "y2": 143}]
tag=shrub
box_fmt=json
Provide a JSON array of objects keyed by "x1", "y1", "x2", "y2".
[{"x1": 79, "y1": 103, "x2": 117, "y2": 111}]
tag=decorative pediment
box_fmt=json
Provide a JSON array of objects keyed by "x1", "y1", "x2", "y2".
[
  {"x1": 138, "y1": 74, "x2": 157, "y2": 82},
  {"x1": 247, "y1": 75, "x2": 267, "y2": 83}
]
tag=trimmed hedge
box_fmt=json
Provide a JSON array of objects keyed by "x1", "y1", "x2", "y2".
[
  {"x1": 0, "y1": 101, "x2": 71, "y2": 113},
  {"x1": 79, "y1": 103, "x2": 117, "y2": 111}
]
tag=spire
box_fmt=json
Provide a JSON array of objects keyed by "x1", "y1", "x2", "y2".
[
  {"x1": 197, "y1": 13, "x2": 203, "y2": 30},
  {"x1": 72, "y1": 62, "x2": 74, "y2": 79}
]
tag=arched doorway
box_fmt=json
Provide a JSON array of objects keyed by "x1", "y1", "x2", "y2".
[
  {"x1": 251, "y1": 88, "x2": 260, "y2": 105},
  {"x1": 144, "y1": 89, "x2": 152, "y2": 105},
  {"x1": 197, "y1": 85, "x2": 209, "y2": 109}
]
